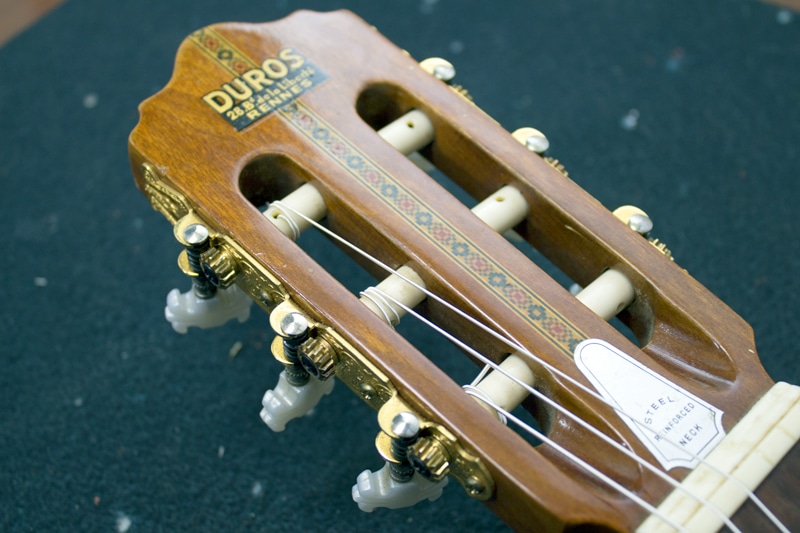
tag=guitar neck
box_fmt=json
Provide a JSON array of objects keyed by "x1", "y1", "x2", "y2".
[{"x1": 733, "y1": 440, "x2": 800, "y2": 529}]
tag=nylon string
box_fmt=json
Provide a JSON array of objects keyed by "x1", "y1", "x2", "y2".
[{"x1": 271, "y1": 200, "x2": 786, "y2": 532}]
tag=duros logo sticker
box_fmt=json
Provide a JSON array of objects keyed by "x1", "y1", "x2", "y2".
[{"x1": 202, "y1": 48, "x2": 327, "y2": 131}]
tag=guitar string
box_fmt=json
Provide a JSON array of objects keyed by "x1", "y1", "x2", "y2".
[
  {"x1": 276, "y1": 200, "x2": 785, "y2": 531},
  {"x1": 272, "y1": 201, "x2": 786, "y2": 532},
  {"x1": 365, "y1": 286, "x2": 738, "y2": 533},
  {"x1": 267, "y1": 200, "x2": 301, "y2": 240}
]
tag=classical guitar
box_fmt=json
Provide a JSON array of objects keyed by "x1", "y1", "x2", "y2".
[{"x1": 129, "y1": 10, "x2": 799, "y2": 532}]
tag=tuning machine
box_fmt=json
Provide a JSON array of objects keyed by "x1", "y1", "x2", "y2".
[
  {"x1": 354, "y1": 394, "x2": 493, "y2": 511},
  {"x1": 260, "y1": 302, "x2": 336, "y2": 432},
  {"x1": 353, "y1": 409, "x2": 448, "y2": 512},
  {"x1": 511, "y1": 126, "x2": 570, "y2": 178},
  {"x1": 164, "y1": 214, "x2": 252, "y2": 333},
  {"x1": 612, "y1": 205, "x2": 674, "y2": 261},
  {"x1": 419, "y1": 57, "x2": 472, "y2": 102}
]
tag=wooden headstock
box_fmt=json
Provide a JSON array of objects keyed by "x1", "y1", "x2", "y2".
[{"x1": 129, "y1": 10, "x2": 799, "y2": 531}]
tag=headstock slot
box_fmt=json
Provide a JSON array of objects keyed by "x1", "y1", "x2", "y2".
[
  {"x1": 239, "y1": 153, "x2": 310, "y2": 210},
  {"x1": 351, "y1": 70, "x2": 754, "y2": 391},
  {"x1": 356, "y1": 82, "x2": 653, "y2": 351}
]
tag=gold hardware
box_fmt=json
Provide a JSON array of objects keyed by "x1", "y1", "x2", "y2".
[
  {"x1": 225, "y1": 239, "x2": 287, "y2": 308},
  {"x1": 142, "y1": 158, "x2": 495, "y2": 501},
  {"x1": 511, "y1": 128, "x2": 569, "y2": 177},
  {"x1": 376, "y1": 396, "x2": 495, "y2": 500},
  {"x1": 374, "y1": 430, "x2": 397, "y2": 463},
  {"x1": 298, "y1": 336, "x2": 337, "y2": 380},
  {"x1": 269, "y1": 300, "x2": 395, "y2": 409},
  {"x1": 612, "y1": 205, "x2": 649, "y2": 228},
  {"x1": 408, "y1": 436, "x2": 450, "y2": 482},
  {"x1": 141, "y1": 163, "x2": 191, "y2": 224},
  {"x1": 419, "y1": 57, "x2": 473, "y2": 103},
  {"x1": 418, "y1": 57, "x2": 455, "y2": 81},
  {"x1": 613, "y1": 205, "x2": 675, "y2": 261},
  {"x1": 143, "y1": 163, "x2": 288, "y2": 309},
  {"x1": 176, "y1": 250, "x2": 198, "y2": 278},
  {"x1": 202, "y1": 245, "x2": 237, "y2": 289},
  {"x1": 511, "y1": 127, "x2": 549, "y2": 154},
  {"x1": 270, "y1": 335, "x2": 291, "y2": 366},
  {"x1": 543, "y1": 157, "x2": 569, "y2": 177},
  {"x1": 449, "y1": 84, "x2": 473, "y2": 103},
  {"x1": 648, "y1": 238, "x2": 673, "y2": 261},
  {"x1": 359, "y1": 383, "x2": 377, "y2": 401},
  {"x1": 269, "y1": 300, "x2": 495, "y2": 500}
]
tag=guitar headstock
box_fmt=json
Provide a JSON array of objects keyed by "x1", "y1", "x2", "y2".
[{"x1": 130, "y1": 10, "x2": 797, "y2": 531}]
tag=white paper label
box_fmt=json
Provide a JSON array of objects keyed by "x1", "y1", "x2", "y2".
[{"x1": 574, "y1": 339, "x2": 725, "y2": 470}]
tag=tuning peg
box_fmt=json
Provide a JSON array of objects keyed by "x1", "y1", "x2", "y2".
[
  {"x1": 277, "y1": 312, "x2": 312, "y2": 386},
  {"x1": 165, "y1": 285, "x2": 252, "y2": 334},
  {"x1": 259, "y1": 369, "x2": 335, "y2": 432},
  {"x1": 613, "y1": 205, "x2": 653, "y2": 236},
  {"x1": 352, "y1": 462, "x2": 448, "y2": 512},
  {"x1": 181, "y1": 223, "x2": 216, "y2": 298},
  {"x1": 512, "y1": 127, "x2": 570, "y2": 177},
  {"x1": 164, "y1": 221, "x2": 252, "y2": 333},
  {"x1": 352, "y1": 412, "x2": 448, "y2": 511},
  {"x1": 259, "y1": 309, "x2": 335, "y2": 432}
]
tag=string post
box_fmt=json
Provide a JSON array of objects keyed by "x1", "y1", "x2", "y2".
[{"x1": 464, "y1": 476, "x2": 486, "y2": 498}]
